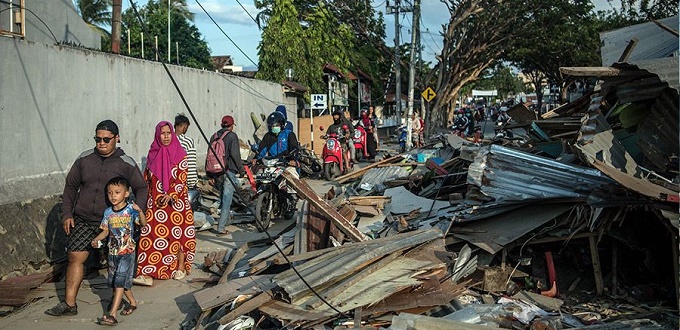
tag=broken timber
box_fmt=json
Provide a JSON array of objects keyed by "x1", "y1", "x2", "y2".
[
  {"x1": 334, "y1": 155, "x2": 403, "y2": 184},
  {"x1": 282, "y1": 170, "x2": 368, "y2": 242}
]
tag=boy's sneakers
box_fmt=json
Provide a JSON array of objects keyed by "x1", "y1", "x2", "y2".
[{"x1": 44, "y1": 301, "x2": 78, "y2": 316}]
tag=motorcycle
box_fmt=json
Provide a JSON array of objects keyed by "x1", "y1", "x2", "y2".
[
  {"x1": 352, "y1": 124, "x2": 369, "y2": 161},
  {"x1": 249, "y1": 157, "x2": 298, "y2": 231},
  {"x1": 494, "y1": 117, "x2": 514, "y2": 139},
  {"x1": 297, "y1": 143, "x2": 323, "y2": 178},
  {"x1": 320, "y1": 126, "x2": 352, "y2": 181}
]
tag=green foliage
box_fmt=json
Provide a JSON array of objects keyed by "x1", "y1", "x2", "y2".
[
  {"x1": 73, "y1": 0, "x2": 112, "y2": 47},
  {"x1": 121, "y1": 0, "x2": 212, "y2": 69},
  {"x1": 503, "y1": 0, "x2": 601, "y2": 108},
  {"x1": 255, "y1": 0, "x2": 388, "y2": 106}
]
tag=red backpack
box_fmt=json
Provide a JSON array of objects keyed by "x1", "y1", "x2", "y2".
[{"x1": 205, "y1": 130, "x2": 230, "y2": 174}]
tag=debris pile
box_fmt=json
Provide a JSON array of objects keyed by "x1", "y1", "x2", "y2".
[{"x1": 190, "y1": 59, "x2": 678, "y2": 329}]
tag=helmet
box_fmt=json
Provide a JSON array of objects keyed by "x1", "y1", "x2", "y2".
[
  {"x1": 266, "y1": 111, "x2": 286, "y2": 127},
  {"x1": 332, "y1": 109, "x2": 344, "y2": 117},
  {"x1": 360, "y1": 108, "x2": 368, "y2": 116},
  {"x1": 457, "y1": 109, "x2": 465, "y2": 114}
]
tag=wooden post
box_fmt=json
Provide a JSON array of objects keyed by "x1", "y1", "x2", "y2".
[
  {"x1": 589, "y1": 235, "x2": 603, "y2": 295},
  {"x1": 354, "y1": 307, "x2": 362, "y2": 328},
  {"x1": 611, "y1": 240, "x2": 617, "y2": 296},
  {"x1": 282, "y1": 170, "x2": 368, "y2": 241}
]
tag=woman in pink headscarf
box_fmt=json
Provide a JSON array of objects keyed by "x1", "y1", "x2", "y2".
[{"x1": 134, "y1": 121, "x2": 195, "y2": 285}]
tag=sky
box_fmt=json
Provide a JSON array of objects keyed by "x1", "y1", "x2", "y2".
[{"x1": 124, "y1": 0, "x2": 619, "y2": 71}]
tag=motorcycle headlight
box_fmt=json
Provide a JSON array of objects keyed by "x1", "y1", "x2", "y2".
[
  {"x1": 354, "y1": 130, "x2": 362, "y2": 138},
  {"x1": 326, "y1": 140, "x2": 335, "y2": 150},
  {"x1": 262, "y1": 158, "x2": 278, "y2": 167}
]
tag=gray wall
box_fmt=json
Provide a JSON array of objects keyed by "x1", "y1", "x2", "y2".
[
  {"x1": 0, "y1": 0, "x2": 101, "y2": 48},
  {"x1": 0, "y1": 37, "x2": 296, "y2": 205}
]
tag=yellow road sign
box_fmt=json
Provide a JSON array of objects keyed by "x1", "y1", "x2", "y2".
[{"x1": 421, "y1": 87, "x2": 436, "y2": 102}]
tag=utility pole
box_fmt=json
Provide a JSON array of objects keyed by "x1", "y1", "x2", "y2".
[
  {"x1": 167, "y1": 0, "x2": 171, "y2": 63},
  {"x1": 406, "y1": 0, "x2": 420, "y2": 150},
  {"x1": 388, "y1": 1, "x2": 412, "y2": 147},
  {"x1": 111, "y1": 0, "x2": 122, "y2": 54}
]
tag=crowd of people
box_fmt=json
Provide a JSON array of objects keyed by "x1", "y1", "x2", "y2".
[{"x1": 44, "y1": 105, "x2": 302, "y2": 325}]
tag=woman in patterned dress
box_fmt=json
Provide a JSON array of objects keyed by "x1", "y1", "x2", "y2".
[{"x1": 134, "y1": 121, "x2": 196, "y2": 285}]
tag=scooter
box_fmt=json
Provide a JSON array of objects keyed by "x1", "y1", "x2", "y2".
[
  {"x1": 249, "y1": 157, "x2": 298, "y2": 231},
  {"x1": 352, "y1": 124, "x2": 369, "y2": 161},
  {"x1": 320, "y1": 126, "x2": 352, "y2": 181}
]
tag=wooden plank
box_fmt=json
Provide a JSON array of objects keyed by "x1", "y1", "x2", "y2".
[
  {"x1": 194, "y1": 275, "x2": 275, "y2": 311},
  {"x1": 283, "y1": 170, "x2": 368, "y2": 242},
  {"x1": 219, "y1": 244, "x2": 249, "y2": 284},
  {"x1": 249, "y1": 245, "x2": 294, "y2": 275},
  {"x1": 589, "y1": 235, "x2": 604, "y2": 295},
  {"x1": 217, "y1": 292, "x2": 273, "y2": 325},
  {"x1": 335, "y1": 155, "x2": 404, "y2": 183},
  {"x1": 363, "y1": 280, "x2": 467, "y2": 315},
  {"x1": 354, "y1": 205, "x2": 379, "y2": 217}
]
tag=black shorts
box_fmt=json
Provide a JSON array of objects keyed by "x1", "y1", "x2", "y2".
[{"x1": 66, "y1": 220, "x2": 101, "y2": 252}]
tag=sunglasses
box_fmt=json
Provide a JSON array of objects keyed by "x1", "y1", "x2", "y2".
[{"x1": 94, "y1": 136, "x2": 115, "y2": 143}]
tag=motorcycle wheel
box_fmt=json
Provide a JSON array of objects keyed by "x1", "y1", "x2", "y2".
[
  {"x1": 254, "y1": 192, "x2": 273, "y2": 232},
  {"x1": 324, "y1": 163, "x2": 340, "y2": 181}
]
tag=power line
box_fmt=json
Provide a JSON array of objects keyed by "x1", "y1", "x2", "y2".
[
  {"x1": 194, "y1": 0, "x2": 259, "y2": 68},
  {"x1": 127, "y1": 0, "x2": 349, "y2": 320},
  {"x1": 234, "y1": 0, "x2": 258, "y2": 25}
]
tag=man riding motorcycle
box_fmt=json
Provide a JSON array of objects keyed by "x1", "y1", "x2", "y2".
[
  {"x1": 452, "y1": 109, "x2": 470, "y2": 135},
  {"x1": 254, "y1": 111, "x2": 299, "y2": 164},
  {"x1": 326, "y1": 109, "x2": 352, "y2": 171}
]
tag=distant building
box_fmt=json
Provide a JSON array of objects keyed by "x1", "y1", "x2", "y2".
[{"x1": 212, "y1": 55, "x2": 243, "y2": 73}]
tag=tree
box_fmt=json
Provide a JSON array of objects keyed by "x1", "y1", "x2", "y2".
[
  {"x1": 430, "y1": 0, "x2": 524, "y2": 128},
  {"x1": 74, "y1": 0, "x2": 112, "y2": 41},
  {"x1": 162, "y1": 0, "x2": 194, "y2": 21},
  {"x1": 122, "y1": 0, "x2": 212, "y2": 69},
  {"x1": 504, "y1": 0, "x2": 601, "y2": 111},
  {"x1": 255, "y1": 0, "x2": 389, "y2": 108},
  {"x1": 256, "y1": 0, "x2": 307, "y2": 86},
  {"x1": 616, "y1": 0, "x2": 678, "y2": 21}
]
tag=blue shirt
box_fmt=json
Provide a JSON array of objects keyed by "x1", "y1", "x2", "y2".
[{"x1": 100, "y1": 204, "x2": 140, "y2": 255}]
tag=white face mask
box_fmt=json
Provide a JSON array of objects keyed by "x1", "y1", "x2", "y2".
[{"x1": 272, "y1": 126, "x2": 281, "y2": 134}]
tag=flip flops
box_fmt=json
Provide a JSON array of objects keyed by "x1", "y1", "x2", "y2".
[
  {"x1": 98, "y1": 314, "x2": 118, "y2": 326},
  {"x1": 121, "y1": 305, "x2": 137, "y2": 316}
]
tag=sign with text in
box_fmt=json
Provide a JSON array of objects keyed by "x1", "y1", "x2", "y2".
[
  {"x1": 421, "y1": 87, "x2": 436, "y2": 102},
  {"x1": 311, "y1": 94, "x2": 327, "y2": 110}
]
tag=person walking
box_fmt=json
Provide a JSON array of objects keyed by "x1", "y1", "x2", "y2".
[
  {"x1": 206, "y1": 115, "x2": 245, "y2": 236},
  {"x1": 134, "y1": 121, "x2": 195, "y2": 285},
  {"x1": 92, "y1": 177, "x2": 146, "y2": 325},
  {"x1": 45, "y1": 120, "x2": 147, "y2": 317}
]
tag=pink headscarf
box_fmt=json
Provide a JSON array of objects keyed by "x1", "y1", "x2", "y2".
[{"x1": 147, "y1": 121, "x2": 186, "y2": 192}]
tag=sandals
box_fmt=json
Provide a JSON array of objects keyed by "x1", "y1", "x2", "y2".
[
  {"x1": 98, "y1": 314, "x2": 118, "y2": 326},
  {"x1": 121, "y1": 305, "x2": 137, "y2": 316}
]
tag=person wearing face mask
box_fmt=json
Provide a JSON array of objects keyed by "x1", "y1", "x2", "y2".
[{"x1": 253, "y1": 111, "x2": 299, "y2": 164}]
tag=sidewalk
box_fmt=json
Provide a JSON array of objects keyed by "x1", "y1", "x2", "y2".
[{"x1": 0, "y1": 178, "x2": 338, "y2": 330}]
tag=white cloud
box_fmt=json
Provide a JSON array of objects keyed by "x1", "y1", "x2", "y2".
[{"x1": 189, "y1": 0, "x2": 259, "y2": 26}]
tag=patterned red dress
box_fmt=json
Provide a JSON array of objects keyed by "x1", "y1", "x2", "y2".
[{"x1": 136, "y1": 157, "x2": 196, "y2": 279}]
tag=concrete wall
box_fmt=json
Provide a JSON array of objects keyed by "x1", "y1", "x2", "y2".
[
  {"x1": 0, "y1": 0, "x2": 100, "y2": 48},
  {"x1": 0, "y1": 37, "x2": 295, "y2": 205}
]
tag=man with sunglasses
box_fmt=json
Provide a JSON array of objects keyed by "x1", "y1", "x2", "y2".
[{"x1": 45, "y1": 120, "x2": 148, "y2": 317}]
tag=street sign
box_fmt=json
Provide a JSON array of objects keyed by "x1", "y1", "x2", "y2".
[
  {"x1": 311, "y1": 94, "x2": 327, "y2": 110},
  {"x1": 421, "y1": 87, "x2": 436, "y2": 102}
]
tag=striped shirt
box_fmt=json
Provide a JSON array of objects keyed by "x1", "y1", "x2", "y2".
[{"x1": 177, "y1": 134, "x2": 198, "y2": 188}]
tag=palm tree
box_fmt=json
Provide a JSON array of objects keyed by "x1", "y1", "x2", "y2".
[
  {"x1": 74, "y1": 0, "x2": 113, "y2": 36},
  {"x1": 164, "y1": 0, "x2": 194, "y2": 21}
]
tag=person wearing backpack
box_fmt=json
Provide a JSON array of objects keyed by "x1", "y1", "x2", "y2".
[{"x1": 206, "y1": 115, "x2": 245, "y2": 236}]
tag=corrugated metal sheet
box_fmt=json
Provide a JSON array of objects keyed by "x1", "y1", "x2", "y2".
[
  {"x1": 575, "y1": 130, "x2": 677, "y2": 200},
  {"x1": 628, "y1": 57, "x2": 680, "y2": 92},
  {"x1": 272, "y1": 229, "x2": 443, "y2": 305},
  {"x1": 467, "y1": 145, "x2": 616, "y2": 202},
  {"x1": 359, "y1": 166, "x2": 410, "y2": 187},
  {"x1": 600, "y1": 15, "x2": 679, "y2": 66},
  {"x1": 635, "y1": 88, "x2": 679, "y2": 173}
]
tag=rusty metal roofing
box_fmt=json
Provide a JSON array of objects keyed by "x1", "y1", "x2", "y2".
[
  {"x1": 467, "y1": 145, "x2": 616, "y2": 202},
  {"x1": 272, "y1": 229, "x2": 444, "y2": 313},
  {"x1": 600, "y1": 15, "x2": 679, "y2": 66},
  {"x1": 575, "y1": 130, "x2": 677, "y2": 201}
]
